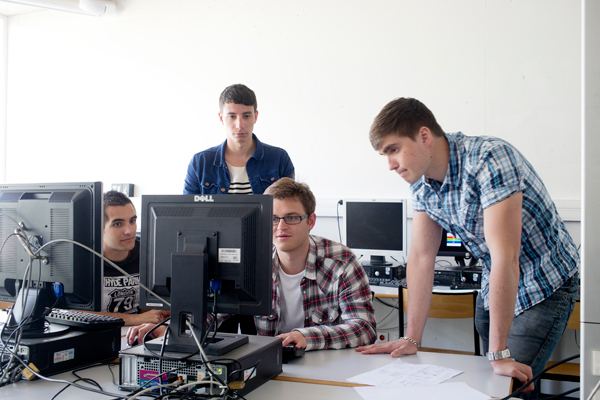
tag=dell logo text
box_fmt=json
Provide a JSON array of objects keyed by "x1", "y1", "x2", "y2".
[{"x1": 194, "y1": 195, "x2": 215, "y2": 202}]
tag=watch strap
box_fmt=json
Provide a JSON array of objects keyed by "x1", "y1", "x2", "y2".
[{"x1": 487, "y1": 347, "x2": 511, "y2": 361}]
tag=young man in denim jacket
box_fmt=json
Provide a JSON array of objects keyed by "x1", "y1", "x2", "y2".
[{"x1": 183, "y1": 84, "x2": 294, "y2": 195}]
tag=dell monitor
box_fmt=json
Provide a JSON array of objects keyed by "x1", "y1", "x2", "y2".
[
  {"x1": 437, "y1": 228, "x2": 477, "y2": 269},
  {"x1": 139, "y1": 194, "x2": 273, "y2": 355},
  {"x1": 0, "y1": 182, "x2": 103, "y2": 337},
  {"x1": 342, "y1": 199, "x2": 407, "y2": 267}
]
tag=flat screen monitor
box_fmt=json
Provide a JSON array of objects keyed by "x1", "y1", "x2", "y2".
[
  {"x1": 0, "y1": 182, "x2": 103, "y2": 336},
  {"x1": 437, "y1": 228, "x2": 477, "y2": 268},
  {"x1": 139, "y1": 194, "x2": 273, "y2": 354},
  {"x1": 342, "y1": 199, "x2": 407, "y2": 267}
]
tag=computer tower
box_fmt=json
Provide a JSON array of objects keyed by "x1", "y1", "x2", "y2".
[{"x1": 119, "y1": 333, "x2": 282, "y2": 397}]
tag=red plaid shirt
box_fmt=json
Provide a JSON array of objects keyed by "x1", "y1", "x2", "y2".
[{"x1": 253, "y1": 236, "x2": 376, "y2": 351}]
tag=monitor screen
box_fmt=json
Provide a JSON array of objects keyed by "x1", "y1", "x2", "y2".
[
  {"x1": 342, "y1": 199, "x2": 407, "y2": 267},
  {"x1": 437, "y1": 228, "x2": 477, "y2": 267},
  {"x1": 138, "y1": 194, "x2": 273, "y2": 354},
  {"x1": 0, "y1": 182, "x2": 103, "y2": 335}
]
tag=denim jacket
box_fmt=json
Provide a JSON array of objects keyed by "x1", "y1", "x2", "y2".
[{"x1": 184, "y1": 134, "x2": 295, "y2": 194}]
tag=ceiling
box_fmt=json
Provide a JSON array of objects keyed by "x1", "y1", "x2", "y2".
[{"x1": 0, "y1": 2, "x2": 45, "y2": 16}]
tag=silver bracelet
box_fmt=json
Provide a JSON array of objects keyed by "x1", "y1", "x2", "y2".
[{"x1": 399, "y1": 336, "x2": 420, "y2": 348}]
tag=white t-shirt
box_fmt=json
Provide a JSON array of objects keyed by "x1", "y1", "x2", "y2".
[
  {"x1": 226, "y1": 163, "x2": 252, "y2": 194},
  {"x1": 278, "y1": 266, "x2": 305, "y2": 333}
]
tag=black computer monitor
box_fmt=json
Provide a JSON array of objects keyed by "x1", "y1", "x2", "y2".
[
  {"x1": 138, "y1": 194, "x2": 273, "y2": 354},
  {"x1": 0, "y1": 182, "x2": 103, "y2": 337},
  {"x1": 342, "y1": 199, "x2": 407, "y2": 267},
  {"x1": 437, "y1": 228, "x2": 477, "y2": 268}
]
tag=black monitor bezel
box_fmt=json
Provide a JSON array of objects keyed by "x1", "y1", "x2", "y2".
[
  {"x1": 341, "y1": 198, "x2": 408, "y2": 266},
  {"x1": 138, "y1": 194, "x2": 274, "y2": 317}
]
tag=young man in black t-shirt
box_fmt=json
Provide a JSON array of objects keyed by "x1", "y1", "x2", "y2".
[{"x1": 99, "y1": 191, "x2": 169, "y2": 326}]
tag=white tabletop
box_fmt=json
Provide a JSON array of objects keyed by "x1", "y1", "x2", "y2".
[
  {"x1": 1, "y1": 329, "x2": 510, "y2": 399},
  {"x1": 371, "y1": 284, "x2": 476, "y2": 296},
  {"x1": 279, "y1": 348, "x2": 510, "y2": 399},
  {"x1": 246, "y1": 379, "x2": 359, "y2": 399}
]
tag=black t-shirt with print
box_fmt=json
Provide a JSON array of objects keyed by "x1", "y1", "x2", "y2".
[{"x1": 102, "y1": 237, "x2": 140, "y2": 314}]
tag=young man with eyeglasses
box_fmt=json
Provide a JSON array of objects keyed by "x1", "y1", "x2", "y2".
[
  {"x1": 256, "y1": 177, "x2": 376, "y2": 349},
  {"x1": 127, "y1": 178, "x2": 377, "y2": 351}
]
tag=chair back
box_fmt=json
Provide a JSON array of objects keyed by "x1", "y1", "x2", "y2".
[{"x1": 399, "y1": 286, "x2": 481, "y2": 355}]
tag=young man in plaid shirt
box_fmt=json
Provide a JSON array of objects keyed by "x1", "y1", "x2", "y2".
[
  {"x1": 126, "y1": 178, "x2": 376, "y2": 351},
  {"x1": 357, "y1": 98, "x2": 579, "y2": 397},
  {"x1": 258, "y1": 177, "x2": 376, "y2": 350}
]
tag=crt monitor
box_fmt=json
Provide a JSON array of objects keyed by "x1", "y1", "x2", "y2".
[
  {"x1": 0, "y1": 182, "x2": 103, "y2": 336},
  {"x1": 342, "y1": 199, "x2": 407, "y2": 267},
  {"x1": 139, "y1": 194, "x2": 273, "y2": 354},
  {"x1": 437, "y1": 228, "x2": 477, "y2": 268}
]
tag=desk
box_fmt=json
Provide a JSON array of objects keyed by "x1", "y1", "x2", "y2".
[
  {"x1": 1, "y1": 333, "x2": 511, "y2": 399},
  {"x1": 371, "y1": 284, "x2": 473, "y2": 297},
  {"x1": 247, "y1": 379, "x2": 359, "y2": 399},
  {"x1": 276, "y1": 348, "x2": 510, "y2": 398}
]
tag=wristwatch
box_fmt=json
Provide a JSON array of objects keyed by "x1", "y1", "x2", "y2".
[{"x1": 487, "y1": 348, "x2": 511, "y2": 361}]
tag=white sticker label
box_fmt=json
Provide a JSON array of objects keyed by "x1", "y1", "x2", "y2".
[
  {"x1": 244, "y1": 366, "x2": 257, "y2": 381},
  {"x1": 54, "y1": 348, "x2": 75, "y2": 363},
  {"x1": 218, "y1": 248, "x2": 241, "y2": 263}
]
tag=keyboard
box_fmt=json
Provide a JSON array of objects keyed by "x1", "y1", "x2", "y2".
[
  {"x1": 282, "y1": 344, "x2": 305, "y2": 364},
  {"x1": 46, "y1": 308, "x2": 125, "y2": 330},
  {"x1": 450, "y1": 282, "x2": 481, "y2": 290}
]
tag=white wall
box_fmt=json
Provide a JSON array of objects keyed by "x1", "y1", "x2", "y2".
[
  {"x1": 1, "y1": 0, "x2": 581, "y2": 207},
  {"x1": 0, "y1": 2, "x2": 586, "y2": 394}
]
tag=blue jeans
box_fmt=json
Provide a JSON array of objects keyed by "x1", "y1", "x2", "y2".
[{"x1": 475, "y1": 274, "x2": 578, "y2": 398}]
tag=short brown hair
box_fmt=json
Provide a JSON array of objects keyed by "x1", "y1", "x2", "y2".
[
  {"x1": 219, "y1": 84, "x2": 258, "y2": 113},
  {"x1": 265, "y1": 178, "x2": 316, "y2": 216},
  {"x1": 369, "y1": 97, "x2": 445, "y2": 150},
  {"x1": 103, "y1": 190, "x2": 134, "y2": 223}
]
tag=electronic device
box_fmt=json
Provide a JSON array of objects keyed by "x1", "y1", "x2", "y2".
[
  {"x1": 368, "y1": 277, "x2": 405, "y2": 288},
  {"x1": 45, "y1": 308, "x2": 124, "y2": 330},
  {"x1": 0, "y1": 181, "x2": 103, "y2": 337},
  {"x1": 437, "y1": 228, "x2": 478, "y2": 269},
  {"x1": 450, "y1": 282, "x2": 481, "y2": 290},
  {"x1": 119, "y1": 334, "x2": 282, "y2": 397},
  {"x1": 0, "y1": 325, "x2": 121, "y2": 377},
  {"x1": 342, "y1": 199, "x2": 407, "y2": 268},
  {"x1": 138, "y1": 194, "x2": 273, "y2": 355},
  {"x1": 434, "y1": 266, "x2": 482, "y2": 288},
  {"x1": 282, "y1": 344, "x2": 305, "y2": 363}
]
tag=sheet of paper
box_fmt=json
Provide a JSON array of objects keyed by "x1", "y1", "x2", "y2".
[
  {"x1": 354, "y1": 381, "x2": 491, "y2": 400},
  {"x1": 346, "y1": 359, "x2": 462, "y2": 386}
]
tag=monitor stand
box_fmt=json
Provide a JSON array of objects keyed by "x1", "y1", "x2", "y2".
[
  {"x1": 443, "y1": 255, "x2": 478, "y2": 270},
  {"x1": 152, "y1": 247, "x2": 249, "y2": 356},
  {"x1": 5, "y1": 287, "x2": 70, "y2": 339},
  {"x1": 361, "y1": 255, "x2": 393, "y2": 267},
  {"x1": 145, "y1": 332, "x2": 249, "y2": 356}
]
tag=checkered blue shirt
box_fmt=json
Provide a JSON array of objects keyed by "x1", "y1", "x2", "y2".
[{"x1": 411, "y1": 132, "x2": 579, "y2": 315}]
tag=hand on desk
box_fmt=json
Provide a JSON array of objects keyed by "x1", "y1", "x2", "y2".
[
  {"x1": 355, "y1": 338, "x2": 418, "y2": 357},
  {"x1": 126, "y1": 323, "x2": 167, "y2": 346},
  {"x1": 491, "y1": 358, "x2": 534, "y2": 393},
  {"x1": 127, "y1": 310, "x2": 170, "y2": 326},
  {"x1": 278, "y1": 331, "x2": 307, "y2": 349}
]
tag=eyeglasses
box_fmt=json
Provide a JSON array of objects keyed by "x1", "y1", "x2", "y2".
[{"x1": 272, "y1": 214, "x2": 309, "y2": 225}]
